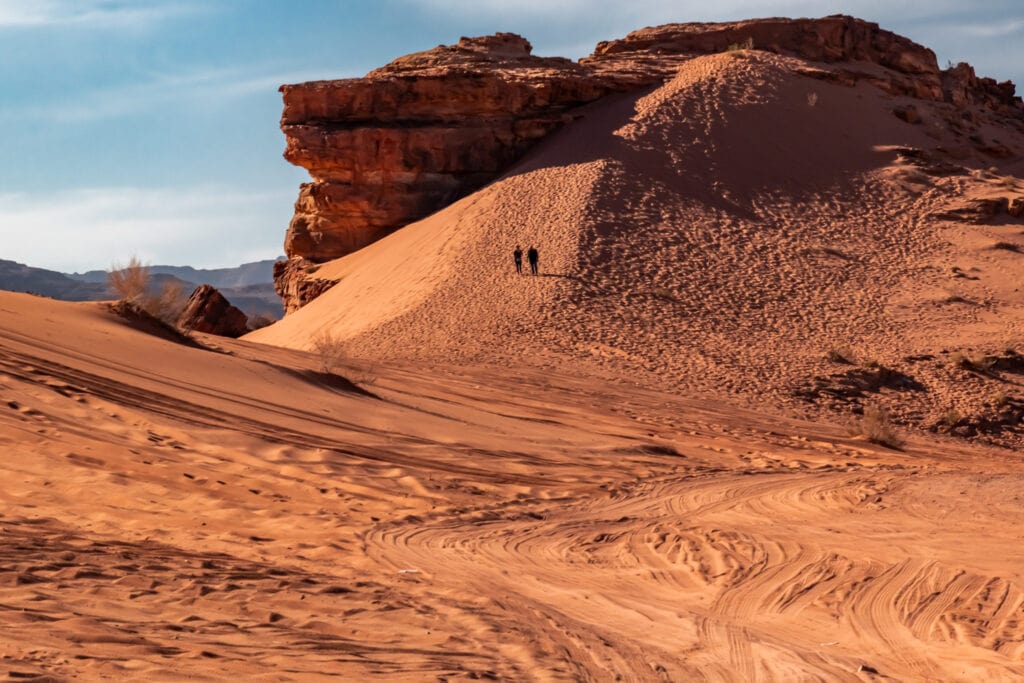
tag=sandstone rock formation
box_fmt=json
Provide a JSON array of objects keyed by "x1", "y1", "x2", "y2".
[
  {"x1": 272, "y1": 258, "x2": 339, "y2": 312},
  {"x1": 275, "y1": 15, "x2": 1023, "y2": 312},
  {"x1": 177, "y1": 285, "x2": 249, "y2": 338}
]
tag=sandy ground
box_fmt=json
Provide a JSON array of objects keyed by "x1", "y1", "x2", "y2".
[{"x1": 4, "y1": 292, "x2": 1024, "y2": 681}]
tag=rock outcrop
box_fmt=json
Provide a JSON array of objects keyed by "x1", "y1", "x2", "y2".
[
  {"x1": 272, "y1": 258, "x2": 339, "y2": 310},
  {"x1": 177, "y1": 285, "x2": 249, "y2": 338},
  {"x1": 275, "y1": 15, "x2": 1023, "y2": 312}
]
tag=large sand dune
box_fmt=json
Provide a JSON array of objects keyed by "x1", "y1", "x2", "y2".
[
  {"x1": 252, "y1": 51, "x2": 1024, "y2": 441},
  {"x1": 4, "y1": 292, "x2": 1024, "y2": 680}
]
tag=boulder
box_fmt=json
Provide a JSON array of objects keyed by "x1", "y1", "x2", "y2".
[
  {"x1": 176, "y1": 285, "x2": 249, "y2": 337},
  {"x1": 892, "y1": 104, "x2": 922, "y2": 124}
]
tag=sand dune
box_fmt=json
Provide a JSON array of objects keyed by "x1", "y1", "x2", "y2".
[
  {"x1": 3, "y1": 292, "x2": 1024, "y2": 679},
  {"x1": 252, "y1": 50, "x2": 1024, "y2": 444}
]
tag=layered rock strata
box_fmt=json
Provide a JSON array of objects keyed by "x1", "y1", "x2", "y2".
[{"x1": 276, "y1": 15, "x2": 1022, "y2": 312}]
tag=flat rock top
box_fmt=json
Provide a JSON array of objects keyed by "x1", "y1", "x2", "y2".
[{"x1": 369, "y1": 32, "x2": 580, "y2": 78}]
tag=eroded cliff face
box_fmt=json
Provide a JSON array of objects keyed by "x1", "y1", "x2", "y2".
[
  {"x1": 276, "y1": 16, "x2": 1022, "y2": 312},
  {"x1": 277, "y1": 33, "x2": 629, "y2": 292}
]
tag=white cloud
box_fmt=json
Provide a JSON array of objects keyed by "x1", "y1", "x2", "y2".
[
  {"x1": 399, "y1": 0, "x2": 971, "y2": 23},
  {"x1": 959, "y1": 18, "x2": 1024, "y2": 37},
  {"x1": 0, "y1": 0, "x2": 204, "y2": 29},
  {"x1": 0, "y1": 185, "x2": 293, "y2": 271},
  {"x1": 0, "y1": 0, "x2": 208, "y2": 29},
  {"x1": 9, "y1": 65, "x2": 350, "y2": 123}
]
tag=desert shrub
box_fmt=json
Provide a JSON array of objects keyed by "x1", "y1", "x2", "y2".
[
  {"x1": 148, "y1": 280, "x2": 185, "y2": 325},
  {"x1": 310, "y1": 330, "x2": 346, "y2": 374},
  {"x1": 248, "y1": 313, "x2": 276, "y2": 331},
  {"x1": 992, "y1": 392, "x2": 1010, "y2": 408},
  {"x1": 108, "y1": 258, "x2": 184, "y2": 325},
  {"x1": 826, "y1": 347, "x2": 855, "y2": 364},
  {"x1": 806, "y1": 92, "x2": 819, "y2": 107},
  {"x1": 348, "y1": 363, "x2": 379, "y2": 387},
  {"x1": 650, "y1": 287, "x2": 678, "y2": 301},
  {"x1": 951, "y1": 350, "x2": 994, "y2": 372},
  {"x1": 108, "y1": 256, "x2": 149, "y2": 304},
  {"x1": 725, "y1": 36, "x2": 754, "y2": 51},
  {"x1": 849, "y1": 404, "x2": 904, "y2": 449},
  {"x1": 941, "y1": 409, "x2": 962, "y2": 427}
]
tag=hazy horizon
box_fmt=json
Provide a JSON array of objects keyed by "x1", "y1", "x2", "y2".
[{"x1": 2, "y1": 0, "x2": 1022, "y2": 272}]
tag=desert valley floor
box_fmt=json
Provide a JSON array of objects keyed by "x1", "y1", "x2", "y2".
[{"x1": 3, "y1": 292, "x2": 1024, "y2": 681}]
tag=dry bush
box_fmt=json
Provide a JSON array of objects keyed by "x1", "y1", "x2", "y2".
[
  {"x1": 650, "y1": 287, "x2": 679, "y2": 302},
  {"x1": 826, "y1": 347, "x2": 856, "y2": 364},
  {"x1": 348, "y1": 363, "x2": 379, "y2": 387},
  {"x1": 147, "y1": 280, "x2": 185, "y2": 325},
  {"x1": 951, "y1": 350, "x2": 994, "y2": 372},
  {"x1": 725, "y1": 36, "x2": 754, "y2": 51},
  {"x1": 310, "y1": 330, "x2": 347, "y2": 374},
  {"x1": 849, "y1": 404, "x2": 904, "y2": 449},
  {"x1": 806, "y1": 92, "x2": 819, "y2": 107},
  {"x1": 941, "y1": 409, "x2": 962, "y2": 427},
  {"x1": 248, "y1": 313, "x2": 276, "y2": 331},
  {"x1": 108, "y1": 258, "x2": 185, "y2": 325},
  {"x1": 108, "y1": 256, "x2": 149, "y2": 303}
]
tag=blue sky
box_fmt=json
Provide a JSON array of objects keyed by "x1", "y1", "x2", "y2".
[{"x1": 1, "y1": 0, "x2": 1021, "y2": 271}]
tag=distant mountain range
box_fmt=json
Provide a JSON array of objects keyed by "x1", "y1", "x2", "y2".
[
  {"x1": 66, "y1": 261, "x2": 278, "y2": 290},
  {"x1": 0, "y1": 258, "x2": 284, "y2": 319}
]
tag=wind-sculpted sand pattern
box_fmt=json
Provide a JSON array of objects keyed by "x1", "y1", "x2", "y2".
[
  {"x1": 364, "y1": 467, "x2": 1024, "y2": 681},
  {"x1": 3, "y1": 294, "x2": 1024, "y2": 680}
]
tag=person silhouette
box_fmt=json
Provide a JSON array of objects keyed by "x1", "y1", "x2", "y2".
[
  {"x1": 527, "y1": 246, "x2": 539, "y2": 275},
  {"x1": 513, "y1": 246, "x2": 523, "y2": 274}
]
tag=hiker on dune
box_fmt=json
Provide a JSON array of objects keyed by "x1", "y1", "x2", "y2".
[
  {"x1": 527, "y1": 246, "x2": 539, "y2": 275},
  {"x1": 513, "y1": 246, "x2": 523, "y2": 275}
]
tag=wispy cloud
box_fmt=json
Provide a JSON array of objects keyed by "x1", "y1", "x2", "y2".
[
  {"x1": 0, "y1": 185, "x2": 293, "y2": 271},
  {"x1": 7, "y1": 64, "x2": 351, "y2": 123},
  {"x1": 397, "y1": 0, "x2": 971, "y2": 22},
  {"x1": 0, "y1": 0, "x2": 205, "y2": 30},
  {"x1": 959, "y1": 18, "x2": 1024, "y2": 37}
]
